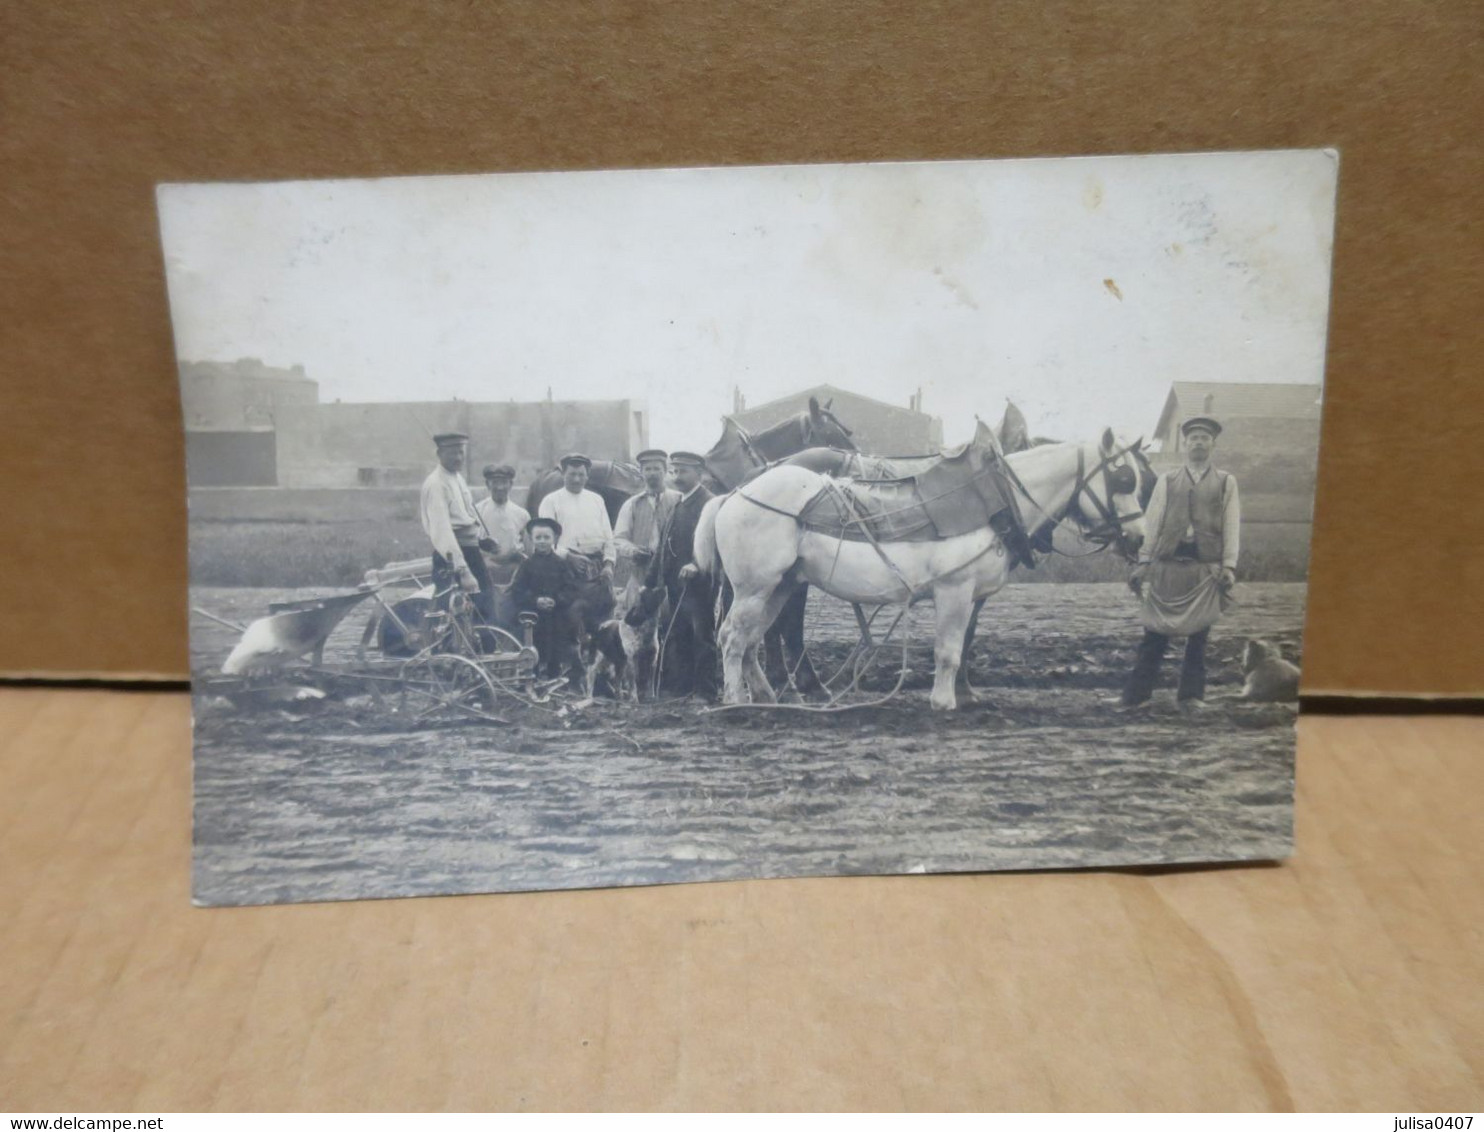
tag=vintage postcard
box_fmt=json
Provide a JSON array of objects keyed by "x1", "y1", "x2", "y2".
[{"x1": 162, "y1": 150, "x2": 1337, "y2": 906}]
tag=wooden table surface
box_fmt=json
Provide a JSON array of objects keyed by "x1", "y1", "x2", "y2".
[{"x1": 2, "y1": 687, "x2": 1480, "y2": 1112}]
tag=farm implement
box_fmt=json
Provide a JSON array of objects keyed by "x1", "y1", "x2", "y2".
[{"x1": 193, "y1": 558, "x2": 548, "y2": 725}]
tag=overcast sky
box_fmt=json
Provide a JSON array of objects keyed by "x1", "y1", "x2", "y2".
[{"x1": 160, "y1": 150, "x2": 1337, "y2": 450}]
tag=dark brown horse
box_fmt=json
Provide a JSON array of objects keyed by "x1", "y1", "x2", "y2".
[
  {"x1": 525, "y1": 460, "x2": 646, "y2": 526},
  {"x1": 702, "y1": 397, "x2": 857, "y2": 492},
  {"x1": 523, "y1": 397, "x2": 857, "y2": 524}
]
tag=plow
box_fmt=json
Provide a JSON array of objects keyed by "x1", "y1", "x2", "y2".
[{"x1": 193, "y1": 558, "x2": 549, "y2": 725}]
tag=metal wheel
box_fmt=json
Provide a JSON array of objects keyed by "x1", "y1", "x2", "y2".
[{"x1": 397, "y1": 653, "x2": 507, "y2": 724}]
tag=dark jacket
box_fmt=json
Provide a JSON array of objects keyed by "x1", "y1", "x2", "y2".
[
  {"x1": 510, "y1": 551, "x2": 580, "y2": 614},
  {"x1": 646, "y1": 485, "x2": 714, "y2": 592}
]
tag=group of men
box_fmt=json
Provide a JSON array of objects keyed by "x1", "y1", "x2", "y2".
[
  {"x1": 418, "y1": 434, "x2": 719, "y2": 700},
  {"x1": 419, "y1": 412, "x2": 1246, "y2": 712}
]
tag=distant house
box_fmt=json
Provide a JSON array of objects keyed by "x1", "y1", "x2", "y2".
[
  {"x1": 180, "y1": 358, "x2": 647, "y2": 488},
  {"x1": 730, "y1": 383, "x2": 943, "y2": 456},
  {"x1": 1150, "y1": 382, "x2": 1324, "y2": 571},
  {"x1": 181, "y1": 359, "x2": 319, "y2": 487},
  {"x1": 1153, "y1": 382, "x2": 1322, "y2": 457}
]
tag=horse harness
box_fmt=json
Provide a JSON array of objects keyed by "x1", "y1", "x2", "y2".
[
  {"x1": 1000, "y1": 441, "x2": 1145, "y2": 560},
  {"x1": 734, "y1": 439, "x2": 1144, "y2": 597},
  {"x1": 734, "y1": 444, "x2": 1028, "y2": 599}
]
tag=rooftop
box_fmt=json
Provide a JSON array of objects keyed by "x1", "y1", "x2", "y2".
[{"x1": 1156, "y1": 381, "x2": 1322, "y2": 438}]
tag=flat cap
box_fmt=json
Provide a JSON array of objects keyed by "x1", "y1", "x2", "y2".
[
  {"x1": 432, "y1": 432, "x2": 469, "y2": 447},
  {"x1": 481, "y1": 464, "x2": 516, "y2": 480},
  {"x1": 668, "y1": 451, "x2": 706, "y2": 468},
  {"x1": 526, "y1": 517, "x2": 562, "y2": 538},
  {"x1": 558, "y1": 452, "x2": 593, "y2": 469},
  {"x1": 1180, "y1": 416, "x2": 1222, "y2": 438},
  {"x1": 635, "y1": 448, "x2": 669, "y2": 464}
]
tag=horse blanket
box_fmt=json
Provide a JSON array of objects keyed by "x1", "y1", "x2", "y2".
[{"x1": 794, "y1": 439, "x2": 1024, "y2": 544}]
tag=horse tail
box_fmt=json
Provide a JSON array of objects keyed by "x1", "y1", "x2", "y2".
[{"x1": 693, "y1": 494, "x2": 726, "y2": 578}]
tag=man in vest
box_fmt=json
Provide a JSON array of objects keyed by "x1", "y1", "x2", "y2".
[
  {"x1": 613, "y1": 448, "x2": 680, "y2": 611},
  {"x1": 419, "y1": 432, "x2": 496, "y2": 624},
  {"x1": 631, "y1": 451, "x2": 718, "y2": 701},
  {"x1": 1116, "y1": 416, "x2": 1241, "y2": 714}
]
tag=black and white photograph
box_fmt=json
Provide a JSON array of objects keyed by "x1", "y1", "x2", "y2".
[{"x1": 163, "y1": 150, "x2": 1337, "y2": 907}]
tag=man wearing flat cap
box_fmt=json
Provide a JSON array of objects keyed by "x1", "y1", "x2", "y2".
[
  {"x1": 537, "y1": 452, "x2": 616, "y2": 636},
  {"x1": 475, "y1": 463, "x2": 530, "y2": 631},
  {"x1": 475, "y1": 464, "x2": 530, "y2": 584},
  {"x1": 613, "y1": 448, "x2": 681, "y2": 609},
  {"x1": 1116, "y1": 416, "x2": 1242, "y2": 714},
  {"x1": 634, "y1": 451, "x2": 718, "y2": 701},
  {"x1": 419, "y1": 432, "x2": 496, "y2": 623}
]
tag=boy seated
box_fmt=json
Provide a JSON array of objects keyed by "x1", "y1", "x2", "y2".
[{"x1": 509, "y1": 517, "x2": 583, "y2": 686}]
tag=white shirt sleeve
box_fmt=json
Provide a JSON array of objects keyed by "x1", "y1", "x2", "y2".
[
  {"x1": 1222, "y1": 476, "x2": 1241, "y2": 571},
  {"x1": 420, "y1": 475, "x2": 462, "y2": 562},
  {"x1": 613, "y1": 496, "x2": 641, "y2": 558},
  {"x1": 513, "y1": 503, "x2": 532, "y2": 554},
  {"x1": 1138, "y1": 476, "x2": 1167, "y2": 565}
]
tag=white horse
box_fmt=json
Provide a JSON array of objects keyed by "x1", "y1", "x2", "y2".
[{"x1": 695, "y1": 425, "x2": 1148, "y2": 710}]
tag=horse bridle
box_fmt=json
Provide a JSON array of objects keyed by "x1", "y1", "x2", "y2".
[
  {"x1": 1069, "y1": 444, "x2": 1146, "y2": 559},
  {"x1": 1003, "y1": 440, "x2": 1146, "y2": 561}
]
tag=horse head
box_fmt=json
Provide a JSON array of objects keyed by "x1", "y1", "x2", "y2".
[
  {"x1": 705, "y1": 399, "x2": 858, "y2": 490},
  {"x1": 1064, "y1": 428, "x2": 1147, "y2": 561},
  {"x1": 804, "y1": 396, "x2": 857, "y2": 452}
]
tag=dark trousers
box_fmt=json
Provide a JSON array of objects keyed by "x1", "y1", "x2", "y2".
[
  {"x1": 532, "y1": 610, "x2": 581, "y2": 679},
  {"x1": 661, "y1": 579, "x2": 718, "y2": 699},
  {"x1": 432, "y1": 546, "x2": 495, "y2": 625},
  {"x1": 1122, "y1": 628, "x2": 1210, "y2": 705}
]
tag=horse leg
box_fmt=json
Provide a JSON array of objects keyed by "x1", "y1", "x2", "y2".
[
  {"x1": 779, "y1": 585, "x2": 824, "y2": 696},
  {"x1": 742, "y1": 642, "x2": 775, "y2": 705},
  {"x1": 762, "y1": 584, "x2": 818, "y2": 697},
  {"x1": 930, "y1": 582, "x2": 978, "y2": 711},
  {"x1": 955, "y1": 596, "x2": 988, "y2": 704},
  {"x1": 739, "y1": 582, "x2": 804, "y2": 704},
  {"x1": 762, "y1": 622, "x2": 788, "y2": 689},
  {"x1": 719, "y1": 591, "x2": 773, "y2": 704}
]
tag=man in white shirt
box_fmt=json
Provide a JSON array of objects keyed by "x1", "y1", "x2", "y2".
[
  {"x1": 419, "y1": 432, "x2": 495, "y2": 623},
  {"x1": 474, "y1": 464, "x2": 530, "y2": 585},
  {"x1": 473, "y1": 463, "x2": 530, "y2": 632},
  {"x1": 536, "y1": 452, "x2": 616, "y2": 634},
  {"x1": 613, "y1": 448, "x2": 680, "y2": 609}
]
